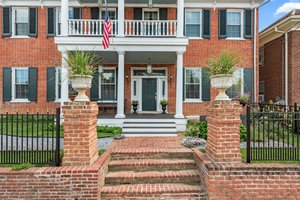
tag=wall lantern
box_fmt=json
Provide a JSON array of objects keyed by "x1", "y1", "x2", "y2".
[
  {"x1": 147, "y1": 58, "x2": 152, "y2": 74},
  {"x1": 99, "y1": 65, "x2": 104, "y2": 73}
]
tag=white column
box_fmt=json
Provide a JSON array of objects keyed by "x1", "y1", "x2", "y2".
[
  {"x1": 61, "y1": 51, "x2": 69, "y2": 107},
  {"x1": 118, "y1": 0, "x2": 125, "y2": 37},
  {"x1": 115, "y1": 51, "x2": 126, "y2": 118},
  {"x1": 177, "y1": 0, "x2": 184, "y2": 37},
  {"x1": 61, "y1": 0, "x2": 69, "y2": 36},
  {"x1": 175, "y1": 51, "x2": 185, "y2": 119}
]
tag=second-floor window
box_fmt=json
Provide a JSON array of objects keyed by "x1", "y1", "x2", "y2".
[
  {"x1": 13, "y1": 8, "x2": 29, "y2": 36},
  {"x1": 185, "y1": 10, "x2": 202, "y2": 38},
  {"x1": 227, "y1": 11, "x2": 242, "y2": 38}
]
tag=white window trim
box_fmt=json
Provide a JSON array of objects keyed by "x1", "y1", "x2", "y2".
[
  {"x1": 259, "y1": 47, "x2": 264, "y2": 67},
  {"x1": 55, "y1": 67, "x2": 61, "y2": 102},
  {"x1": 11, "y1": 67, "x2": 30, "y2": 102},
  {"x1": 226, "y1": 9, "x2": 244, "y2": 40},
  {"x1": 98, "y1": 67, "x2": 117, "y2": 102},
  {"x1": 184, "y1": 67, "x2": 202, "y2": 102},
  {"x1": 142, "y1": 8, "x2": 159, "y2": 20},
  {"x1": 185, "y1": 9, "x2": 203, "y2": 39},
  {"x1": 11, "y1": 7, "x2": 30, "y2": 38}
]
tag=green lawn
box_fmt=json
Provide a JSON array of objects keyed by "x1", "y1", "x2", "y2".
[
  {"x1": 0, "y1": 149, "x2": 106, "y2": 170},
  {"x1": 199, "y1": 148, "x2": 300, "y2": 164},
  {"x1": 0, "y1": 122, "x2": 121, "y2": 138}
]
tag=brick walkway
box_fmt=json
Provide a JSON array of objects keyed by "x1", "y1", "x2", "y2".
[{"x1": 100, "y1": 135, "x2": 206, "y2": 200}]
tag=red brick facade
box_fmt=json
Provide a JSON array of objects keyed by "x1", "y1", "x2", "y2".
[
  {"x1": 0, "y1": 6, "x2": 258, "y2": 116},
  {"x1": 260, "y1": 30, "x2": 300, "y2": 104}
]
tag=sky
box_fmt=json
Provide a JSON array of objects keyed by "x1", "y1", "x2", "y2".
[{"x1": 259, "y1": 0, "x2": 300, "y2": 31}]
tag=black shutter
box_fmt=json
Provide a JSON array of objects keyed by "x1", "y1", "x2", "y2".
[
  {"x1": 218, "y1": 9, "x2": 227, "y2": 39},
  {"x1": 91, "y1": 7, "x2": 100, "y2": 19},
  {"x1": 47, "y1": 67, "x2": 56, "y2": 101},
  {"x1": 2, "y1": 7, "x2": 11, "y2": 37},
  {"x1": 244, "y1": 68, "x2": 253, "y2": 100},
  {"x1": 134, "y1": 8, "x2": 142, "y2": 35},
  {"x1": 202, "y1": 68, "x2": 210, "y2": 101},
  {"x1": 47, "y1": 8, "x2": 56, "y2": 36},
  {"x1": 244, "y1": 9, "x2": 253, "y2": 39},
  {"x1": 90, "y1": 71, "x2": 99, "y2": 101},
  {"x1": 29, "y1": 8, "x2": 38, "y2": 37},
  {"x1": 73, "y1": 7, "x2": 82, "y2": 19},
  {"x1": 3, "y1": 68, "x2": 12, "y2": 101},
  {"x1": 159, "y1": 8, "x2": 168, "y2": 35},
  {"x1": 28, "y1": 68, "x2": 38, "y2": 101},
  {"x1": 202, "y1": 10, "x2": 211, "y2": 39}
]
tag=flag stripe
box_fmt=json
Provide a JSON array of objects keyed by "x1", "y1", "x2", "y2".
[{"x1": 102, "y1": 6, "x2": 112, "y2": 49}]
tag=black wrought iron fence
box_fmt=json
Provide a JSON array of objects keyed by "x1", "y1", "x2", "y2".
[
  {"x1": 0, "y1": 108, "x2": 61, "y2": 166},
  {"x1": 246, "y1": 104, "x2": 300, "y2": 163}
]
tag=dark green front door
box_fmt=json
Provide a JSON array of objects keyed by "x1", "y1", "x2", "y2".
[{"x1": 142, "y1": 78, "x2": 157, "y2": 111}]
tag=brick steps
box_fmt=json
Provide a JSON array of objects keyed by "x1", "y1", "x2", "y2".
[
  {"x1": 111, "y1": 148, "x2": 194, "y2": 160},
  {"x1": 109, "y1": 159, "x2": 196, "y2": 172},
  {"x1": 105, "y1": 169, "x2": 200, "y2": 185},
  {"x1": 100, "y1": 147, "x2": 206, "y2": 199},
  {"x1": 101, "y1": 183, "x2": 206, "y2": 200}
]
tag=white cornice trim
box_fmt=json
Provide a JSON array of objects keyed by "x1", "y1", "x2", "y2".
[{"x1": 55, "y1": 36, "x2": 188, "y2": 52}]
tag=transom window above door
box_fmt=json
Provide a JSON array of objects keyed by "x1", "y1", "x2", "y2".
[{"x1": 133, "y1": 69, "x2": 166, "y2": 77}]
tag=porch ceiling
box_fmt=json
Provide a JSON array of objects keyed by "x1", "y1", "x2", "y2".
[
  {"x1": 94, "y1": 51, "x2": 177, "y2": 64},
  {"x1": 78, "y1": 0, "x2": 176, "y2": 4}
]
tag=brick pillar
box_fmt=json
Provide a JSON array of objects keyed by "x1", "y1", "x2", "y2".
[
  {"x1": 62, "y1": 102, "x2": 98, "y2": 166},
  {"x1": 206, "y1": 101, "x2": 242, "y2": 163}
]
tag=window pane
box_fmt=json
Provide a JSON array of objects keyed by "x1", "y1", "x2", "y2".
[
  {"x1": 186, "y1": 11, "x2": 200, "y2": 24},
  {"x1": 15, "y1": 9, "x2": 28, "y2": 23},
  {"x1": 101, "y1": 70, "x2": 115, "y2": 84},
  {"x1": 101, "y1": 10, "x2": 116, "y2": 20},
  {"x1": 15, "y1": 69, "x2": 28, "y2": 84},
  {"x1": 101, "y1": 85, "x2": 115, "y2": 99},
  {"x1": 227, "y1": 12, "x2": 241, "y2": 25},
  {"x1": 226, "y1": 69, "x2": 242, "y2": 98},
  {"x1": 186, "y1": 69, "x2": 200, "y2": 84},
  {"x1": 186, "y1": 24, "x2": 201, "y2": 37},
  {"x1": 16, "y1": 23, "x2": 29, "y2": 35},
  {"x1": 15, "y1": 85, "x2": 28, "y2": 99},
  {"x1": 186, "y1": 85, "x2": 200, "y2": 99},
  {"x1": 227, "y1": 25, "x2": 241, "y2": 38},
  {"x1": 133, "y1": 81, "x2": 137, "y2": 96}
]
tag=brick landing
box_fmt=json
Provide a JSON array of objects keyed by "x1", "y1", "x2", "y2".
[{"x1": 100, "y1": 136, "x2": 206, "y2": 200}]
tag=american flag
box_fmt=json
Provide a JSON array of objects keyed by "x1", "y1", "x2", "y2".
[{"x1": 102, "y1": 6, "x2": 112, "y2": 49}]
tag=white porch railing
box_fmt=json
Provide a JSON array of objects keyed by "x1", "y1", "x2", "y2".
[
  {"x1": 125, "y1": 20, "x2": 177, "y2": 37},
  {"x1": 67, "y1": 19, "x2": 177, "y2": 37},
  {"x1": 68, "y1": 19, "x2": 118, "y2": 36}
]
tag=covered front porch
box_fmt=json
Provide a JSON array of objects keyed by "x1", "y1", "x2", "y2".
[{"x1": 55, "y1": 37, "x2": 189, "y2": 121}]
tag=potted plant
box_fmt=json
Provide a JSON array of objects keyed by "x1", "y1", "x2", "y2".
[
  {"x1": 160, "y1": 99, "x2": 168, "y2": 114},
  {"x1": 65, "y1": 50, "x2": 101, "y2": 102},
  {"x1": 132, "y1": 100, "x2": 139, "y2": 114},
  {"x1": 238, "y1": 93, "x2": 250, "y2": 107},
  {"x1": 208, "y1": 50, "x2": 241, "y2": 100}
]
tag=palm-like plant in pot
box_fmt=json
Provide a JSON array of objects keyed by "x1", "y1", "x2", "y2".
[
  {"x1": 208, "y1": 50, "x2": 241, "y2": 100},
  {"x1": 65, "y1": 51, "x2": 102, "y2": 102}
]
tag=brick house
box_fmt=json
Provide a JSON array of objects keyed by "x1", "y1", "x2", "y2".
[
  {"x1": 1, "y1": 0, "x2": 262, "y2": 134},
  {"x1": 259, "y1": 9, "x2": 300, "y2": 105}
]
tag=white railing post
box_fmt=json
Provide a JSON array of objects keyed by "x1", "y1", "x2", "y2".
[
  {"x1": 61, "y1": 0, "x2": 69, "y2": 36},
  {"x1": 118, "y1": 0, "x2": 125, "y2": 37},
  {"x1": 177, "y1": 0, "x2": 184, "y2": 37}
]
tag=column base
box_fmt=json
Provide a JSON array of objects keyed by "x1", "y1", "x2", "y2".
[
  {"x1": 115, "y1": 114, "x2": 126, "y2": 119},
  {"x1": 174, "y1": 114, "x2": 185, "y2": 119}
]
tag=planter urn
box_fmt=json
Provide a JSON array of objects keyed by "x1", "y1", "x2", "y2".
[
  {"x1": 161, "y1": 105, "x2": 167, "y2": 114},
  {"x1": 70, "y1": 75, "x2": 93, "y2": 102},
  {"x1": 210, "y1": 74, "x2": 233, "y2": 101},
  {"x1": 132, "y1": 104, "x2": 138, "y2": 114}
]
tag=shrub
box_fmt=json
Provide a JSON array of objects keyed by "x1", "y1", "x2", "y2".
[
  {"x1": 97, "y1": 126, "x2": 122, "y2": 135},
  {"x1": 185, "y1": 121, "x2": 246, "y2": 141},
  {"x1": 185, "y1": 122, "x2": 207, "y2": 139}
]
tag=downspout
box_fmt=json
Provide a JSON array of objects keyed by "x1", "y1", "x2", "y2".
[
  {"x1": 253, "y1": 0, "x2": 270, "y2": 103},
  {"x1": 284, "y1": 32, "x2": 288, "y2": 105}
]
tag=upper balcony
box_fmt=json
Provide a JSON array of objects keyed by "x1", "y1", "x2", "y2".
[{"x1": 68, "y1": 19, "x2": 177, "y2": 37}]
